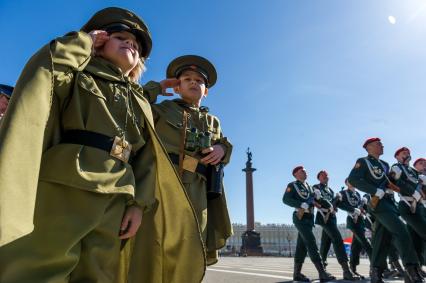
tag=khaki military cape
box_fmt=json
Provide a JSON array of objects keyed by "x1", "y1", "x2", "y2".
[{"x1": 0, "y1": 33, "x2": 205, "y2": 283}]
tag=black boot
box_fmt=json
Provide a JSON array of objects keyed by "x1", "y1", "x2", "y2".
[
  {"x1": 341, "y1": 261, "x2": 360, "y2": 280},
  {"x1": 405, "y1": 265, "x2": 425, "y2": 283},
  {"x1": 313, "y1": 261, "x2": 336, "y2": 282},
  {"x1": 391, "y1": 260, "x2": 405, "y2": 278},
  {"x1": 350, "y1": 262, "x2": 365, "y2": 280},
  {"x1": 293, "y1": 263, "x2": 310, "y2": 282},
  {"x1": 371, "y1": 267, "x2": 385, "y2": 283}
]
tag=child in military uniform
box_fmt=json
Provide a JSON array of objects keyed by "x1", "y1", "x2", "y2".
[
  {"x1": 0, "y1": 7, "x2": 204, "y2": 283},
  {"x1": 139, "y1": 55, "x2": 232, "y2": 266}
]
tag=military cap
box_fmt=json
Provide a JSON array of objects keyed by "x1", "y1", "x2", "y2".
[
  {"x1": 414, "y1": 158, "x2": 426, "y2": 167},
  {"x1": 363, "y1": 137, "x2": 381, "y2": 148},
  {"x1": 81, "y1": 7, "x2": 152, "y2": 58},
  {"x1": 167, "y1": 55, "x2": 217, "y2": 87},
  {"x1": 0, "y1": 84, "x2": 13, "y2": 98},
  {"x1": 292, "y1": 166, "x2": 304, "y2": 176},
  {"x1": 317, "y1": 170, "x2": 328, "y2": 180},
  {"x1": 394, "y1": 147, "x2": 410, "y2": 157}
]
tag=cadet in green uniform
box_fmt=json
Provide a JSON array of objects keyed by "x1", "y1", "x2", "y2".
[
  {"x1": 348, "y1": 138, "x2": 423, "y2": 283},
  {"x1": 0, "y1": 84, "x2": 13, "y2": 119},
  {"x1": 313, "y1": 171, "x2": 359, "y2": 280},
  {"x1": 134, "y1": 55, "x2": 232, "y2": 268},
  {"x1": 0, "y1": 7, "x2": 205, "y2": 283},
  {"x1": 414, "y1": 157, "x2": 426, "y2": 271},
  {"x1": 338, "y1": 179, "x2": 372, "y2": 279},
  {"x1": 391, "y1": 148, "x2": 426, "y2": 272},
  {"x1": 283, "y1": 166, "x2": 335, "y2": 282}
]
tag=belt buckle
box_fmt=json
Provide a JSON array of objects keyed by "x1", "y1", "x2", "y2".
[
  {"x1": 110, "y1": 136, "x2": 132, "y2": 163},
  {"x1": 182, "y1": 155, "x2": 198, "y2": 173}
]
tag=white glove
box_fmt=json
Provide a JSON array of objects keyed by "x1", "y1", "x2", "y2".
[
  {"x1": 419, "y1": 175, "x2": 426, "y2": 184},
  {"x1": 375, "y1": 189, "x2": 385, "y2": 199},
  {"x1": 353, "y1": 208, "x2": 361, "y2": 216},
  {"x1": 413, "y1": 190, "x2": 422, "y2": 202},
  {"x1": 314, "y1": 189, "x2": 321, "y2": 200},
  {"x1": 301, "y1": 202, "x2": 309, "y2": 209},
  {"x1": 335, "y1": 192, "x2": 342, "y2": 201},
  {"x1": 361, "y1": 197, "x2": 368, "y2": 205},
  {"x1": 391, "y1": 165, "x2": 402, "y2": 180}
]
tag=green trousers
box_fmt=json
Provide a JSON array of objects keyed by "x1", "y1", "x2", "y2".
[
  {"x1": 401, "y1": 202, "x2": 426, "y2": 266},
  {"x1": 371, "y1": 197, "x2": 419, "y2": 269},
  {"x1": 348, "y1": 217, "x2": 372, "y2": 267},
  {"x1": 293, "y1": 212, "x2": 322, "y2": 264},
  {"x1": 319, "y1": 218, "x2": 348, "y2": 264},
  {"x1": 0, "y1": 181, "x2": 126, "y2": 283}
]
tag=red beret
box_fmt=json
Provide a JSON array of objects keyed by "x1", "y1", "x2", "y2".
[
  {"x1": 317, "y1": 170, "x2": 328, "y2": 180},
  {"x1": 292, "y1": 166, "x2": 304, "y2": 176},
  {"x1": 394, "y1": 147, "x2": 410, "y2": 158},
  {"x1": 363, "y1": 137, "x2": 381, "y2": 149},
  {"x1": 414, "y1": 158, "x2": 426, "y2": 167}
]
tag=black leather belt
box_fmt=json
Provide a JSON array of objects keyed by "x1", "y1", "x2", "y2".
[
  {"x1": 60, "y1": 129, "x2": 115, "y2": 153},
  {"x1": 168, "y1": 153, "x2": 208, "y2": 177}
]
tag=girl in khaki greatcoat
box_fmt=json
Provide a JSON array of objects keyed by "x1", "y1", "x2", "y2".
[{"x1": 0, "y1": 7, "x2": 204, "y2": 283}]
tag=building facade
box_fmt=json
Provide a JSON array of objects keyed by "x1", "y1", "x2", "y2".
[{"x1": 223, "y1": 222, "x2": 354, "y2": 256}]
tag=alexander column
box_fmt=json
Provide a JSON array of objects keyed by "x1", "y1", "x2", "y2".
[{"x1": 240, "y1": 148, "x2": 263, "y2": 256}]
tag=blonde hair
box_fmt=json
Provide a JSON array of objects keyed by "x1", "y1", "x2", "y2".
[{"x1": 129, "y1": 57, "x2": 146, "y2": 82}]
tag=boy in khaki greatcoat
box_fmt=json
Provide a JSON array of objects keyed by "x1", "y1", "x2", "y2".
[
  {"x1": 139, "y1": 55, "x2": 233, "y2": 266},
  {"x1": 0, "y1": 7, "x2": 204, "y2": 283}
]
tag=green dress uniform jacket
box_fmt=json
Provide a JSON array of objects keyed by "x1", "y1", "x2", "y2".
[
  {"x1": 0, "y1": 31, "x2": 205, "y2": 283},
  {"x1": 140, "y1": 91, "x2": 233, "y2": 266},
  {"x1": 338, "y1": 189, "x2": 365, "y2": 230},
  {"x1": 313, "y1": 184, "x2": 336, "y2": 226}
]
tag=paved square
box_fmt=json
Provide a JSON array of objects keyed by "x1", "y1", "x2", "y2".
[{"x1": 203, "y1": 257, "x2": 404, "y2": 283}]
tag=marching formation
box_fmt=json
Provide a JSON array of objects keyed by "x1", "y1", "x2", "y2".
[{"x1": 283, "y1": 137, "x2": 426, "y2": 283}]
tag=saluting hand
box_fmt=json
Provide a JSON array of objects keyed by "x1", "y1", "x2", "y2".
[
  {"x1": 200, "y1": 145, "x2": 225, "y2": 165},
  {"x1": 119, "y1": 205, "x2": 143, "y2": 239},
  {"x1": 159, "y1": 78, "x2": 180, "y2": 96},
  {"x1": 88, "y1": 30, "x2": 110, "y2": 56}
]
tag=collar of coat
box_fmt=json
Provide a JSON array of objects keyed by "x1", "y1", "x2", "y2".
[{"x1": 84, "y1": 57, "x2": 144, "y2": 92}]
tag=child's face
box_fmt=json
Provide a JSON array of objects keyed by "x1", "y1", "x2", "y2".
[
  {"x1": 99, "y1": 31, "x2": 140, "y2": 75},
  {"x1": 174, "y1": 70, "x2": 208, "y2": 104}
]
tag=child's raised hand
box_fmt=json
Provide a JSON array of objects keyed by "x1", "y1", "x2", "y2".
[
  {"x1": 88, "y1": 30, "x2": 110, "y2": 55},
  {"x1": 159, "y1": 78, "x2": 180, "y2": 96}
]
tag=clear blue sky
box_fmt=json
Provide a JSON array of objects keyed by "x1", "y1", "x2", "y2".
[{"x1": 1, "y1": 0, "x2": 425, "y2": 224}]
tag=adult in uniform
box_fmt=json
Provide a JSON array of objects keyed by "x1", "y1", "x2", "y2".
[
  {"x1": 313, "y1": 171, "x2": 359, "y2": 280},
  {"x1": 0, "y1": 84, "x2": 13, "y2": 119},
  {"x1": 348, "y1": 138, "x2": 423, "y2": 283},
  {"x1": 391, "y1": 148, "x2": 426, "y2": 275},
  {"x1": 136, "y1": 55, "x2": 233, "y2": 267},
  {"x1": 283, "y1": 166, "x2": 335, "y2": 282},
  {"x1": 338, "y1": 179, "x2": 372, "y2": 279},
  {"x1": 0, "y1": 7, "x2": 205, "y2": 283}
]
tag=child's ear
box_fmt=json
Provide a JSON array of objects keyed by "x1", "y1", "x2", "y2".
[
  {"x1": 173, "y1": 86, "x2": 180, "y2": 94},
  {"x1": 203, "y1": 88, "x2": 209, "y2": 97}
]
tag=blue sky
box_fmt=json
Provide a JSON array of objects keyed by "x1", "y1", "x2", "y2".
[{"x1": 1, "y1": 0, "x2": 425, "y2": 224}]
